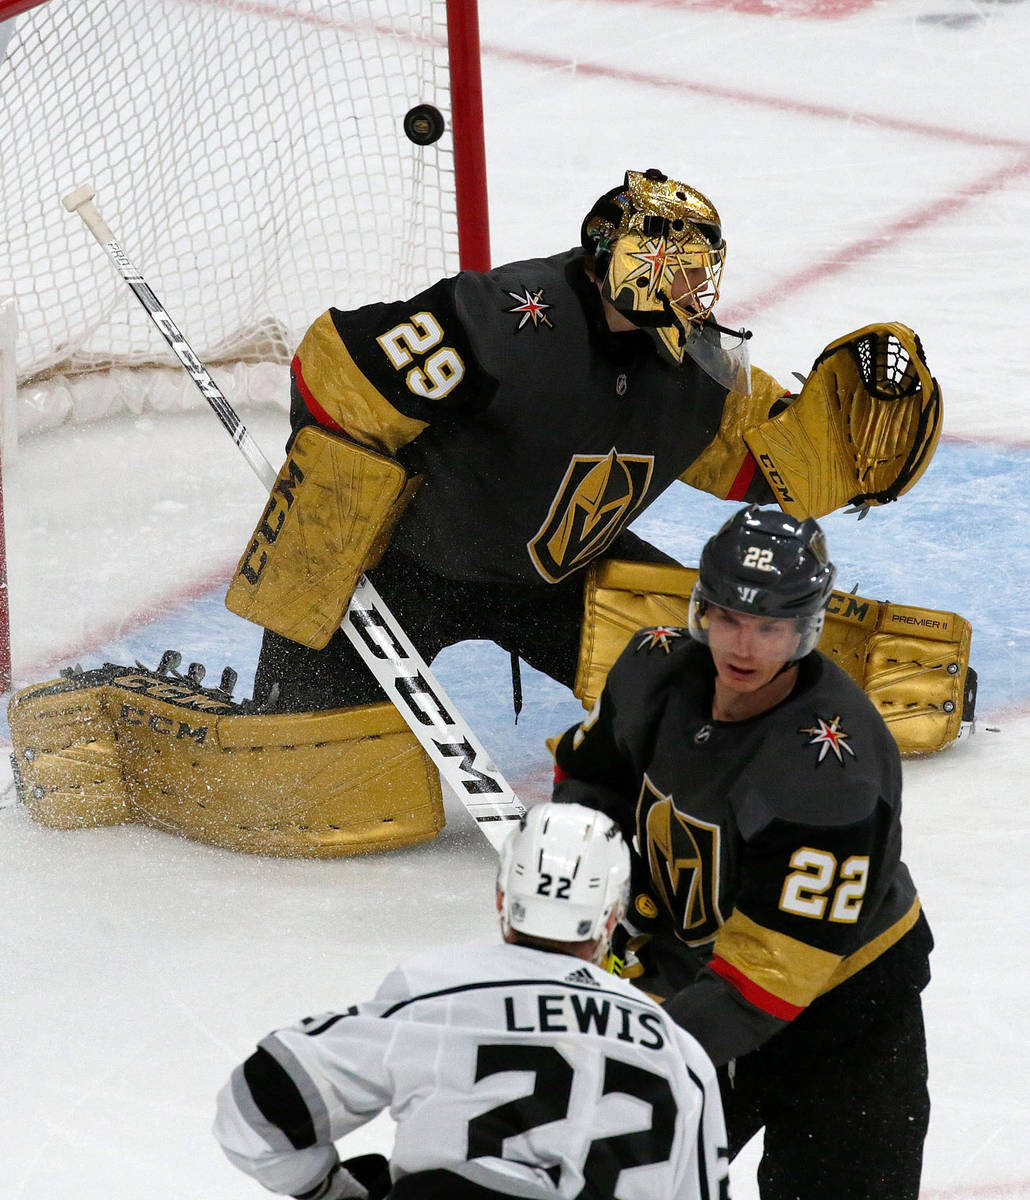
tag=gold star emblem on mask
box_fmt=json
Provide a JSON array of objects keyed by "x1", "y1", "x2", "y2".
[{"x1": 628, "y1": 237, "x2": 677, "y2": 296}]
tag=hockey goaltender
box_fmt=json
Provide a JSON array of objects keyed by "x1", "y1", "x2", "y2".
[{"x1": 8, "y1": 169, "x2": 974, "y2": 856}]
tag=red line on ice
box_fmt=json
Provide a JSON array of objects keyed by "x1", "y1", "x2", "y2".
[
  {"x1": 14, "y1": 2, "x2": 1022, "y2": 671},
  {"x1": 563, "y1": 0, "x2": 877, "y2": 19},
  {"x1": 728, "y1": 151, "x2": 1030, "y2": 320},
  {"x1": 17, "y1": 562, "x2": 237, "y2": 685},
  {"x1": 480, "y1": 45, "x2": 1030, "y2": 153}
]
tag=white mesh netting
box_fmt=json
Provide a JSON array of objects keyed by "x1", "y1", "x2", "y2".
[{"x1": 1, "y1": 0, "x2": 460, "y2": 437}]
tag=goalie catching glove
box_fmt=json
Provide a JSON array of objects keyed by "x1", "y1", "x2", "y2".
[{"x1": 744, "y1": 322, "x2": 942, "y2": 518}]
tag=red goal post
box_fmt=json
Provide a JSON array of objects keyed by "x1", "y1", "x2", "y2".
[{"x1": 0, "y1": 0, "x2": 490, "y2": 692}]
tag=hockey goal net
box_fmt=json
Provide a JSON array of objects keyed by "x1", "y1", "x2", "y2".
[
  {"x1": 0, "y1": 0, "x2": 488, "y2": 691},
  {"x1": 0, "y1": 0, "x2": 488, "y2": 442}
]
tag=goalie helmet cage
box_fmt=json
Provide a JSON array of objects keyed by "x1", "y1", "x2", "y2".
[{"x1": 0, "y1": 0, "x2": 490, "y2": 692}]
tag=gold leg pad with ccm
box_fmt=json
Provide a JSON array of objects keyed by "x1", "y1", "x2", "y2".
[
  {"x1": 575, "y1": 559, "x2": 975, "y2": 756},
  {"x1": 8, "y1": 665, "x2": 444, "y2": 856},
  {"x1": 226, "y1": 425, "x2": 421, "y2": 650}
]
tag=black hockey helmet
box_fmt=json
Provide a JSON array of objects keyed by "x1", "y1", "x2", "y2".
[{"x1": 688, "y1": 506, "x2": 837, "y2": 659}]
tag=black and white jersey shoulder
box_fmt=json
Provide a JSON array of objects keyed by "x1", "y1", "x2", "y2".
[{"x1": 214, "y1": 942, "x2": 728, "y2": 1200}]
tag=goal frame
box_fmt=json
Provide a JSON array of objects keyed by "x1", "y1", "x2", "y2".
[
  {"x1": 0, "y1": 0, "x2": 490, "y2": 272},
  {"x1": 0, "y1": 0, "x2": 491, "y2": 693}
]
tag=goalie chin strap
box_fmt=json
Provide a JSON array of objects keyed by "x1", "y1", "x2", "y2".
[
  {"x1": 709, "y1": 320, "x2": 753, "y2": 342},
  {"x1": 62, "y1": 184, "x2": 527, "y2": 854}
]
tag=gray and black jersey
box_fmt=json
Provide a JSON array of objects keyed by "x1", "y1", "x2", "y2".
[
  {"x1": 552, "y1": 633, "x2": 931, "y2": 1067},
  {"x1": 289, "y1": 249, "x2": 783, "y2": 588},
  {"x1": 214, "y1": 942, "x2": 729, "y2": 1200}
]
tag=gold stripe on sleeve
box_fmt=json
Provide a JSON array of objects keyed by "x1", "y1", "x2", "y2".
[
  {"x1": 713, "y1": 909, "x2": 843, "y2": 1010},
  {"x1": 679, "y1": 367, "x2": 789, "y2": 498},
  {"x1": 825, "y1": 897, "x2": 922, "y2": 989}
]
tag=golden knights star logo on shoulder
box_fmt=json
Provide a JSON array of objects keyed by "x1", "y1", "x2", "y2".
[{"x1": 800, "y1": 714, "x2": 856, "y2": 765}]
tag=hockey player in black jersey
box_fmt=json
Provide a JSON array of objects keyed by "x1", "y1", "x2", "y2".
[
  {"x1": 213, "y1": 803, "x2": 729, "y2": 1200},
  {"x1": 227, "y1": 168, "x2": 942, "y2": 722},
  {"x1": 551, "y1": 506, "x2": 932, "y2": 1200},
  {"x1": 6, "y1": 169, "x2": 955, "y2": 858}
]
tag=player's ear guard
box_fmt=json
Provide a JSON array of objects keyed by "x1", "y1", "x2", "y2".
[
  {"x1": 226, "y1": 425, "x2": 421, "y2": 650},
  {"x1": 574, "y1": 560, "x2": 975, "y2": 756},
  {"x1": 7, "y1": 659, "x2": 443, "y2": 856}
]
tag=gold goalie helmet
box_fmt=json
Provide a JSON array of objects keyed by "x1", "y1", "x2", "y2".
[{"x1": 581, "y1": 167, "x2": 727, "y2": 369}]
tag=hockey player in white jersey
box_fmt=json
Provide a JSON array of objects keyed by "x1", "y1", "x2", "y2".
[{"x1": 214, "y1": 803, "x2": 729, "y2": 1199}]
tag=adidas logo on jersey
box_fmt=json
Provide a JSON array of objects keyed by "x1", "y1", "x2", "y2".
[{"x1": 564, "y1": 966, "x2": 600, "y2": 988}]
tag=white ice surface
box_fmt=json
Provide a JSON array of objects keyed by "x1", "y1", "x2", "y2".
[{"x1": 2, "y1": 1, "x2": 1029, "y2": 1197}]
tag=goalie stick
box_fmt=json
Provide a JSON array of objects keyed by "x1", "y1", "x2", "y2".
[{"x1": 62, "y1": 184, "x2": 526, "y2": 853}]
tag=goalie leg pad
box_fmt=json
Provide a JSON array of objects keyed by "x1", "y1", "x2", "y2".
[
  {"x1": 9, "y1": 666, "x2": 444, "y2": 856},
  {"x1": 7, "y1": 672, "x2": 132, "y2": 828},
  {"x1": 225, "y1": 425, "x2": 421, "y2": 650},
  {"x1": 827, "y1": 594, "x2": 973, "y2": 756},
  {"x1": 575, "y1": 560, "x2": 972, "y2": 755}
]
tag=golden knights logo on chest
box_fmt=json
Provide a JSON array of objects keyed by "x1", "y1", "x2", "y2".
[
  {"x1": 527, "y1": 449, "x2": 654, "y2": 583},
  {"x1": 638, "y1": 775, "x2": 724, "y2": 946}
]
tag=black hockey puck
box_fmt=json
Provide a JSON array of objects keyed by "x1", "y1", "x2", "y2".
[{"x1": 403, "y1": 103, "x2": 445, "y2": 146}]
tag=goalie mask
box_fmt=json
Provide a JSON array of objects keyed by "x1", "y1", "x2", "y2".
[
  {"x1": 582, "y1": 168, "x2": 735, "y2": 377},
  {"x1": 688, "y1": 505, "x2": 837, "y2": 661},
  {"x1": 498, "y1": 802, "x2": 629, "y2": 963}
]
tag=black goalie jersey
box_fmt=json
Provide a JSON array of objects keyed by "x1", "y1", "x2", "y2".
[
  {"x1": 288, "y1": 249, "x2": 783, "y2": 587},
  {"x1": 552, "y1": 632, "x2": 931, "y2": 1067}
]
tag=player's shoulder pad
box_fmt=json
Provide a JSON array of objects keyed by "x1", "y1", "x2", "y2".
[
  {"x1": 628, "y1": 625, "x2": 693, "y2": 658},
  {"x1": 388, "y1": 942, "x2": 495, "y2": 997},
  {"x1": 604, "y1": 625, "x2": 698, "y2": 709},
  {"x1": 805, "y1": 653, "x2": 901, "y2": 758},
  {"x1": 453, "y1": 249, "x2": 586, "y2": 370},
  {"x1": 328, "y1": 275, "x2": 496, "y2": 419},
  {"x1": 742, "y1": 655, "x2": 900, "y2": 830}
]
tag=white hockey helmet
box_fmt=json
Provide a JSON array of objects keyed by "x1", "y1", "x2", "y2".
[{"x1": 498, "y1": 803, "x2": 630, "y2": 952}]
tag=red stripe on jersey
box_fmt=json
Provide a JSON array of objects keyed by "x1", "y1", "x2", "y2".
[
  {"x1": 553, "y1": 764, "x2": 568, "y2": 784},
  {"x1": 709, "y1": 955, "x2": 806, "y2": 1021},
  {"x1": 726, "y1": 452, "x2": 758, "y2": 500},
  {"x1": 291, "y1": 354, "x2": 345, "y2": 433}
]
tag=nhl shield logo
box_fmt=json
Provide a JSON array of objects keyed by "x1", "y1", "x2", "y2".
[{"x1": 528, "y1": 449, "x2": 654, "y2": 583}]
